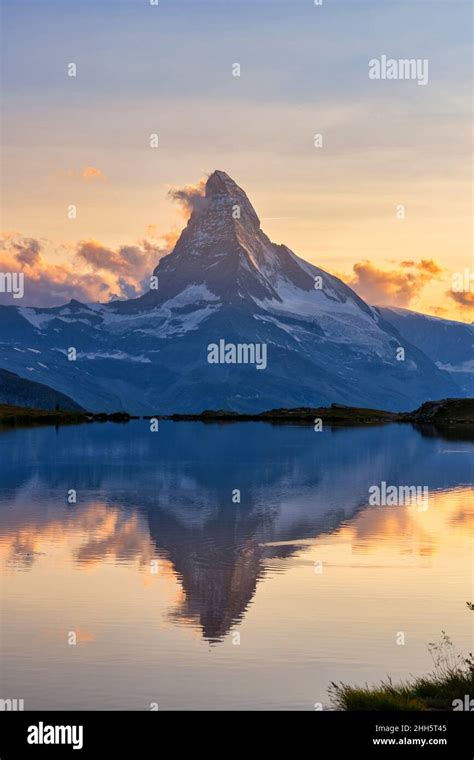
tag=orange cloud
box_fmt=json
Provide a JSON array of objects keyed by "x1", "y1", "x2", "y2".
[
  {"x1": 76, "y1": 238, "x2": 168, "y2": 298},
  {"x1": 76, "y1": 240, "x2": 132, "y2": 274},
  {"x1": 12, "y1": 237, "x2": 41, "y2": 266},
  {"x1": 343, "y1": 259, "x2": 443, "y2": 307},
  {"x1": 161, "y1": 228, "x2": 181, "y2": 250},
  {"x1": 0, "y1": 501, "x2": 156, "y2": 572},
  {"x1": 168, "y1": 178, "x2": 207, "y2": 219},
  {"x1": 446, "y1": 289, "x2": 474, "y2": 318},
  {"x1": 52, "y1": 167, "x2": 107, "y2": 183},
  {"x1": 81, "y1": 166, "x2": 106, "y2": 181},
  {"x1": 0, "y1": 233, "x2": 172, "y2": 306},
  {"x1": 429, "y1": 306, "x2": 450, "y2": 318},
  {"x1": 73, "y1": 628, "x2": 95, "y2": 644},
  {"x1": 0, "y1": 236, "x2": 111, "y2": 306},
  {"x1": 146, "y1": 224, "x2": 180, "y2": 250}
]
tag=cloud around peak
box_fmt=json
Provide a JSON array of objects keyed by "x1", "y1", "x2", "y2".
[
  {"x1": 343, "y1": 259, "x2": 443, "y2": 308},
  {"x1": 167, "y1": 178, "x2": 207, "y2": 218}
]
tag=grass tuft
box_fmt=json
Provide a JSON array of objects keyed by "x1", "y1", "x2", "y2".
[{"x1": 329, "y1": 632, "x2": 474, "y2": 711}]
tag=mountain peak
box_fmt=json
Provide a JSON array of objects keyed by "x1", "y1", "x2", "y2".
[
  {"x1": 1, "y1": 168, "x2": 465, "y2": 414},
  {"x1": 143, "y1": 171, "x2": 373, "y2": 311},
  {"x1": 145, "y1": 170, "x2": 331, "y2": 305},
  {"x1": 202, "y1": 170, "x2": 261, "y2": 230},
  {"x1": 206, "y1": 170, "x2": 240, "y2": 196}
]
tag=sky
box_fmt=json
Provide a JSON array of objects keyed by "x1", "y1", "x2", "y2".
[{"x1": 1, "y1": 0, "x2": 472, "y2": 319}]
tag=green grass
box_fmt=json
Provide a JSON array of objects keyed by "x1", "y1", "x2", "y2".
[
  {"x1": 0, "y1": 404, "x2": 131, "y2": 428},
  {"x1": 410, "y1": 398, "x2": 474, "y2": 424},
  {"x1": 0, "y1": 404, "x2": 86, "y2": 425},
  {"x1": 329, "y1": 632, "x2": 474, "y2": 711}
]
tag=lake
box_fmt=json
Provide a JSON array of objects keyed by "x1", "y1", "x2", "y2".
[{"x1": 0, "y1": 421, "x2": 472, "y2": 710}]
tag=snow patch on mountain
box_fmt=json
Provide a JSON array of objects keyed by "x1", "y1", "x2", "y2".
[
  {"x1": 0, "y1": 172, "x2": 468, "y2": 412},
  {"x1": 18, "y1": 308, "x2": 55, "y2": 330}
]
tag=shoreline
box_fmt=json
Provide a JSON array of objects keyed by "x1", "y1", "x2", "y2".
[
  {"x1": 1, "y1": 398, "x2": 472, "y2": 430},
  {"x1": 0, "y1": 406, "x2": 137, "y2": 428}
]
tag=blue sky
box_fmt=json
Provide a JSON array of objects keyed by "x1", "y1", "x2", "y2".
[
  {"x1": 3, "y1": 1, "x2": 472, "y2": 101},
  {"x1": 1, "y1": 0, "x2": 472, "y2": 317}
]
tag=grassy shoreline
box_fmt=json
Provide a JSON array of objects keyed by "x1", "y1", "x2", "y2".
[
  {"x1": 0, "y1": 398, "x2": 473, "y2": 430},
  {"x1": 329, "y1": 633, "x2": 474, "y2": 711},
  {"x1": 0, "y1": 405, "x2": 133, "y2": 428},
  {"x1": 162, "y1": 398, "x2": 474, "y2": 426}
]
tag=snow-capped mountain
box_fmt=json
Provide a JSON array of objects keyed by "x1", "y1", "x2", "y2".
[
  {"x1": 377, "y1": 306, "x2": 474, "y2": 396},
  {"x1": 0, "y1": 171, "x2": 468, "y2": 412}
]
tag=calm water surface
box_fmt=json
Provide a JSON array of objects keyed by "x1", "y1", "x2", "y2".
[{"x1": 0, "y1": 421, "x2": 472, "y2": 710}]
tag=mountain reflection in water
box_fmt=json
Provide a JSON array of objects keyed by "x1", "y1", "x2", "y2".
[{"x1": 0, "y1": 421, "x2": 472, "y2": 709}]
